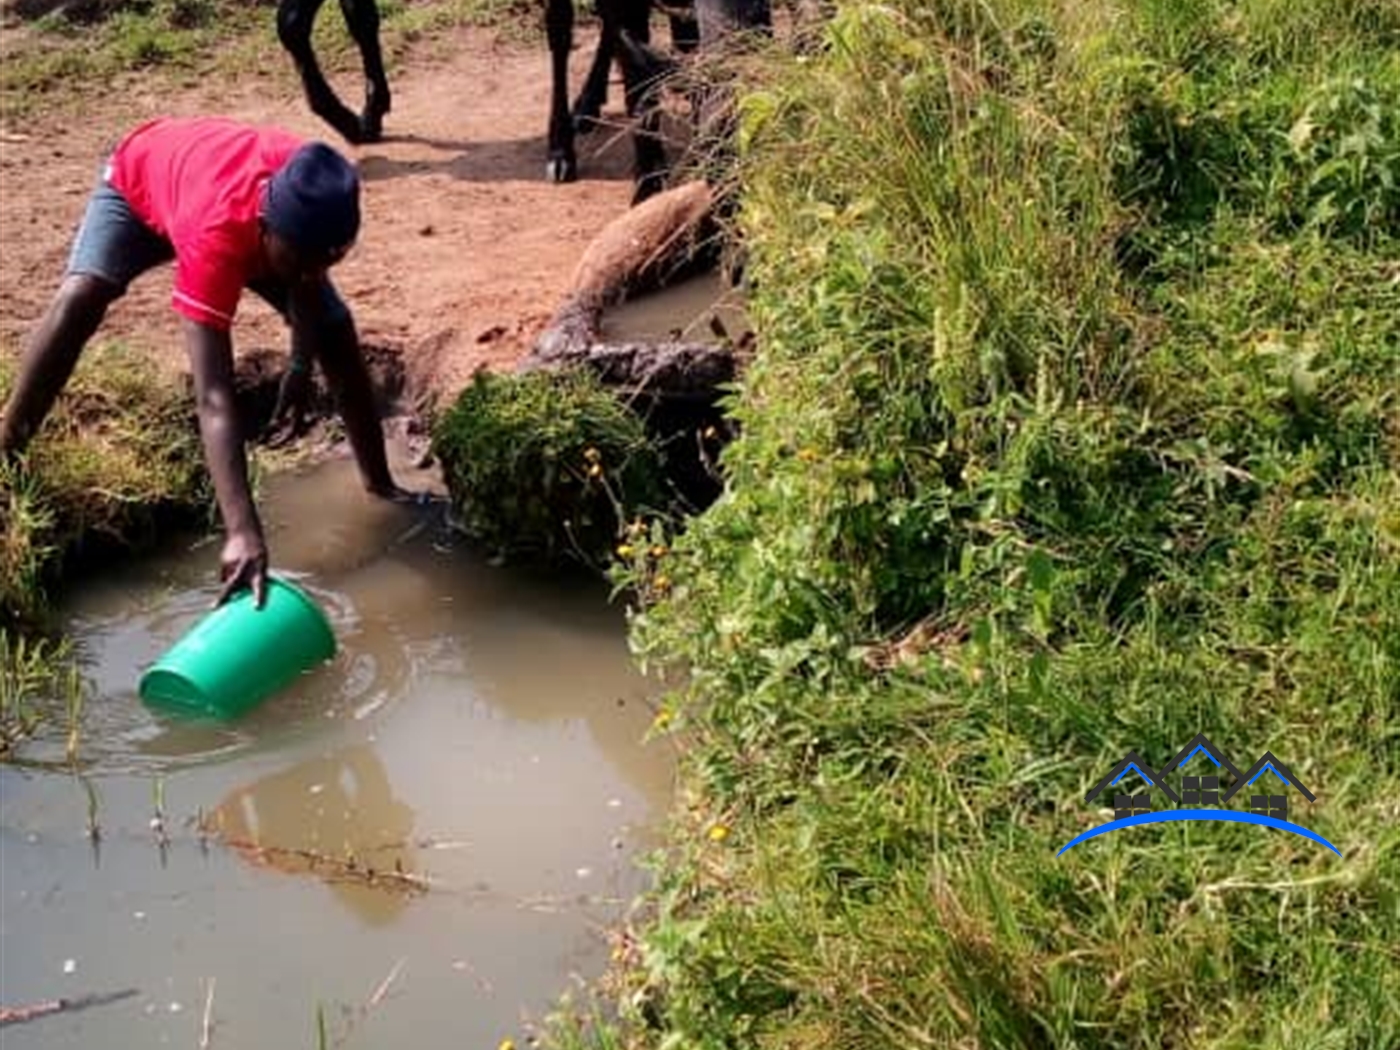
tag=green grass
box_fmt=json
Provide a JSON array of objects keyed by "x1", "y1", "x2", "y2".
[
  {"x1": 432, "y1": 369, "x2": 671, "y2": 571},
  {"x1": 1, "y1": 342, "x2": 210, "y2": 753},
  {"x1": 0, "y1": 629, "x2": 83, "y2": 758},
  {"x1": 1, "y1": 342, "x2": 210, "y2": 629},
  {"x1": 549, "y1": 1, "x2": 1400, "y2": 1047}
]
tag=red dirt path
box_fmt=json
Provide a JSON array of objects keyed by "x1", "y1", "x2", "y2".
[{"x1": 0, "y1": 21, "x2": 643, "y2": 401}]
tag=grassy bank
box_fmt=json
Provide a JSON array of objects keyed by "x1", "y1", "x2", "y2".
[
  {"x1": 1, "y1": 345, "x2": 208, "y2": 746},
  {"x1": 569, "y1": 1, "x2": 1400, "y2": 1046}
]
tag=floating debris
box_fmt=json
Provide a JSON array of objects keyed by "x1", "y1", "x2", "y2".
[{"x1": 0, "y1": 988, "x2": 139, "y2": 1027}]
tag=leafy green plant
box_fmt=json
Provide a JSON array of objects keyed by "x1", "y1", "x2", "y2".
[
  {"x1": 550, "y1": 1, "x2": 1400, "y2": 1047},
  {"x1": 1284, "y1": 73, "x2": 1400, "y2": 238},
  {"x1": 0, "y1": 630, "x2": 83, "y2": 758},
  {"x1": 432, "y1": 370, "x2": 670, "y2": 571}
]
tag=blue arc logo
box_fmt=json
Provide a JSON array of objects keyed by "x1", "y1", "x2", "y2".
[
  {"x1": 1063, "y1": 733, "x2": 1338, "y2": 858},
  {"x1": 1057, "y1": 810, "x2": 1340, "y2": 856}
]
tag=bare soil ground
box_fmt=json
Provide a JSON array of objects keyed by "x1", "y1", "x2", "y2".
[{"x1": 0, "y1": 20, "x2": 648, "y2": 402}]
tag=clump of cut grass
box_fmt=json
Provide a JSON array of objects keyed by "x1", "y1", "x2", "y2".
[
  {"x1": 558, "y1": 1, "x2": 1400, "y2": 1047},
  {"x1": 432, "y1": 369, "x2": 669, "y2": 571}
]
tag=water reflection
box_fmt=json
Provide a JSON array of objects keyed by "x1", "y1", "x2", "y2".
[
  {"x1": 5, "y1": 442, "x2": 678, "y2": 1049},
  {"x1": 209, "y1": 743, "x2": 419, "y2": 926}
]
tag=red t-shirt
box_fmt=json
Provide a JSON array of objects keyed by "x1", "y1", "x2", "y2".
[{"x1": 108, "y1": 117, "x2": 305, "y2": 331}]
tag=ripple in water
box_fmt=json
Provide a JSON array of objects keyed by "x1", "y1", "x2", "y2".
[{"x1": 37, "y1": 570, "x2": 404, "y2": 776}]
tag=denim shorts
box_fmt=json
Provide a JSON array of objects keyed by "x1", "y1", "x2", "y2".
[{"x1": 66, "y1": 165, "x2": 350, "y2": 325}]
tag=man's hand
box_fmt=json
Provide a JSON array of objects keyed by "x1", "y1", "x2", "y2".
[
  {"x1": 216, "y1": 526, "x2": 269, "y2": 609},
  {"x1": 185, "y1": 319, "x2": 270, "y2": 609}
]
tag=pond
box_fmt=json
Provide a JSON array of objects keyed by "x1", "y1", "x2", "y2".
[
  {"x1": 599, "y1": 270, "x2": 751, "y2": 345},
  {"x1": 0, "y1": 437, "x2": 674, "y2": 1047}
]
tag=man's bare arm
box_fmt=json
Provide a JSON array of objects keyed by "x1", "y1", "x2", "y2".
[{"x1": 185, "y1": 319, "x2": 269, "y2": 606}]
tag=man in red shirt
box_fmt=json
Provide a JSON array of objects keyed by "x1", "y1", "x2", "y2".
[{"x1": 0, "y1": 116, "x2": 417, "y2": 608}]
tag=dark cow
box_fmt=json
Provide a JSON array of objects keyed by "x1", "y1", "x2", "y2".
[{"x1": 275, "y1": 0, "x2": 770, "y2": 201}]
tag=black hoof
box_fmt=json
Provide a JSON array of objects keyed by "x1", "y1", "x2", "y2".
[
  {"x1": 359, "y1": 110, "x2": 384, "y2": 144},
  {"x1": 331, "y1": 115, "x2": 368, "y2": 146},
  {"x1": 547, "y1": 155, "x2": 578, "y2": 184}
]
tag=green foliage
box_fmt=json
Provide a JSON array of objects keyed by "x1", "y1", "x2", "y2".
[
  {"x1": 0, "y1": 630, "x2": 83, "y2": 757},
  {"x1": 432, "y1": 370, "x2": 669, "y2": 571},
  {"x1": 577, "y1": 0, "x2": 1400, "y2": 1047}
]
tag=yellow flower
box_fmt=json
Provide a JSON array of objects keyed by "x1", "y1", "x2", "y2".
[
  {"x1": 708, "y1": 824, "x2": 730, "y2": 842},
  {"x1": 650, "y1": 545, "x2": 667, "y2": 558},
  {"x1": 653, "y1": 574, "x2": 671, "y2": 590},
  {"x1": 652, "y1": 709, "x2": 672, "y2": 731},
  {"x1": 498, "y1": 1040, "x2": 516, "y2": 1050},
  {"x1": 798, "y1": 447, "x2": 820, "y2": 462},
  {"x1": 616, "y1": 544, "x2": 635, "y2": 558}
]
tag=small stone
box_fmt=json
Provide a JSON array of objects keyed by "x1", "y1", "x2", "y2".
[
  {"x1": 607, "y1": 798, "x2": 623, "y2": 809},
  {"x1": 575, "y1": 867, "x2": 592, "y2": 879},
  {"x1": 168, "y1": 1002, "x2": 183, "y2": 1013},
  {"x1": 63, "y1": 959, "x2": 76, "y2": 974}
]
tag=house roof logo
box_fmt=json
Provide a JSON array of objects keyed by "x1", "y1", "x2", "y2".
[{"x1": 1058, "y1": 733, "x2": 1338, "y2": 856}]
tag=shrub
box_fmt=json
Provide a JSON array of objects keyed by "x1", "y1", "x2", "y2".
[{"x1": 432, "y1": 370, "x2": 669, "y2": 570}]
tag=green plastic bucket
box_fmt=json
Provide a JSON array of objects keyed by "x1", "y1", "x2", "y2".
[{"x1": 139, "y1": 577, "x2": 337, "y2": 718}]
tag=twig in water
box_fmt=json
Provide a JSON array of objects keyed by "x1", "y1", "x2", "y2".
[
  {"x1": 0, "y1": 988, "x2": 139, "y2": 1027},
  {"x1": 367, "y1": 958, "x2": 406, "y2": 1010},
  {"x1": 78, "y1": 774, "x2": 102, "y2": 868},
  {"x1": 151, "y1": 776, "x2": 171, "y2": 866},
  {"x1": 215, "y1": 836, "x2": 432, "y2": 895},
  {"x1": 199, "y1": 978, "x2": 215, "y2": 1048},
  {"x1": 325, "y1": 957, "x2": 408, "y2": 1049}
]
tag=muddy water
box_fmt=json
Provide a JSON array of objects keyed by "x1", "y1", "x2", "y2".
[
  {"x1": 599, "y1": 271, "x2": 751, "y2": 344},
  {"x1": 0, "y1": 439, "x2": 674, "y2": 1048}
]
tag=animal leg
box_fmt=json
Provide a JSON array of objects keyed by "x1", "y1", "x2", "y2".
[
  {"x1": 338, "y1": 0, "x2": 391, "y2": 142},
  {"x1": 666, "y1": 0, "x2": 699, "y2": 53},
  {"x1": 278, "y1": 0, "x2": 365, "y2": 144},
  {"x1": 617, "y1": 28, "x2": 675, "y2": 204},
  {"x1": 571, "y1": 1, "x2": 615, "y2": 133},
  {"x1": 545, "y1": 0, "x2": 578, "y2": 182}
]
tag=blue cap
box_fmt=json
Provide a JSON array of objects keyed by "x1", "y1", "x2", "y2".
[{"x1": 263, "y1": 142, "x2": 361, "y2": 255}]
